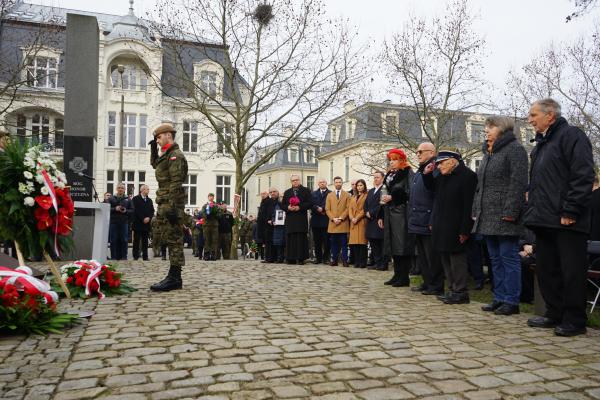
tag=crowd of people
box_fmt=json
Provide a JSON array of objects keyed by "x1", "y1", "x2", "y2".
[{"x1": 251, "y1": 98, "x2": 599, "y2": 337}]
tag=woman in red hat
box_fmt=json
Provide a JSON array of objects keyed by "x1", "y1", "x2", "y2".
[{"x1": 378, "y1": 148, "x2": 416, "y2": 287}]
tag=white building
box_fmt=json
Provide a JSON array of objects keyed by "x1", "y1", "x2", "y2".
[{"x1": 0, "y1": 1, "x2": 248, "y2": 214}]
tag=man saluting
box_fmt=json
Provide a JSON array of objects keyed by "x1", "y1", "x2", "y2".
[{"x1": 149, "y1": 123, "x2": 188, "y2": 291}]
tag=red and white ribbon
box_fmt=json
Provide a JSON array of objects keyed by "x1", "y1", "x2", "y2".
[
  {"x1": 0, "y1": 266, "x2": 59, "y2": 305},
  {"x1": 38, "y1": 164, "x2": 61, "y2": 257},
  {"x1": 75, "y1": 260, "x2": 105, "y2": 300}
]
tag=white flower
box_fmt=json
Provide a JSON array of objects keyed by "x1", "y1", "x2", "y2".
[
  {"x1": 41, "y1": 186, "x2": 49, "y2": 195},
  {"x1": 23, "y1": 196, "x2": 35, "y2": 207},
  {"x1": 56, "y1": 181, "x2": 65, "y2": 189},
  {"x1": 58, "y1": 172, "x2": 67, "y2": 183},
  {"x1": 23, "y1": 171, "x2": 33, "y2": 180},
  {"x1": 36, "y1": 174, "x2": 45, "y2": 184},
  {"x1": 18, "y1": 182, "x2": 29, "y2": 194}
]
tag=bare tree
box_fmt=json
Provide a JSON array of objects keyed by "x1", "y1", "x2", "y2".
[
  {"x1": 0, "y1": 1, "x2": 62, "y2": 128},
  {"x1": 380, "y1": 0, "x2": 487, "y2": 156},
  {"x1": 506, "y1": 29, "x2": 600, "y2": 160},
  {"x1": 146, "y1": 0, "x2": 365, "y2": 257},
  {"x1": 566, "y1": 0, "x2": 599, "y2": 21}
]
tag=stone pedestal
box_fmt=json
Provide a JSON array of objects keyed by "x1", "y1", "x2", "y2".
[{"x1": 67, "y1": 202, "x2": 110, "y2": 263}]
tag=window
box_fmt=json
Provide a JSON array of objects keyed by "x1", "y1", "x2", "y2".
[
  {"x1": 329, "y1": 161, "x2": 334, "y2": 182},
  {"x1": 241, "y1": 187, "x2": 249, "y2": 214},
  {"x1": 421, "y1": 118, "x2": 436, "y2": 138},
  {"x1": 107, "y1": 170, "x2": 115, "y2": 194},
  {"x1": 26, "y1": 56, "x2": 58, "y2": 88},
  {"x1": 306, "y1": 176, "x2": 315, "y2": 190},
  {"x1": 184, "y1": 175, "x2": 198, "y2": 206},
  {"x1": 216, "y1": 175, "x2": 231, "y2": 205},
  {"x1": 121, "y1": 171, "x2": 136, "y2": 195},
  {"x1": 217, "y1": 124, "x2": 232, "y2": 155},
  {"x1": 138, "y1": 171, "x2": 146, "y2": 193},
  {"x1": 288, "y1": 147, "x2": 299, "y2": 162},
  {"x1": 31, "y1": 114, "x2": 50, "y2": 145},
  {"x1": 268, "y1": 176, "x2": 272, "y2": 188},
  {"x1": 470, "y1": 121, "x2": 485, "y2": 143},
  {"x1": 107, "y1": 112, "x2": 116, "y2": 147},
  {"x1": 183, "y1": 121, "x2": 198, "y2": 152},
  {"x1": 111, "y1": 65, "x2": 148, "y2": 91},
  {"x1": 344, "y1": 157, "x2": 350, "y2": 181},
  {"x1": 385, "y1": 115, "x2": 398, "y2": 135},
  {"x1": 305, "y1": 148, "x2": 315, "y2": 164},
  {"x1": 139, "y1": 115, "x2": 147, "y2": 148},
  {"x1": 124, "y1": 113, "x2": 136, "y2": 148},
  {"x1": 55, "y1": 118, "x2": 64, "y2": 150},
  {"x1": 16, "y1": 114, "x2": 26, "y2": 142},
  {"x1": 346, "y1": 119, "x2": 355, "y2": 139},
  {"x1": 331, "y1": 126, "x2": 338, "y2": 143},
  {"x1": 200, "y1": 71, "x2": 217, "y2": 97}
]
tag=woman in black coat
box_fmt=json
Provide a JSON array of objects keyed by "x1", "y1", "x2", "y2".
[
  {"x1": 472, "y1": 116, "x2": 528, "y2": 316},
  {"x1": 378, "y1": 148, "x2": 415, "y2": 287}
]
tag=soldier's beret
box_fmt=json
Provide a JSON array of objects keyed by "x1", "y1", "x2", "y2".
[{"x1": 153, "y1": 123, "x2": 176, "y2": 137}]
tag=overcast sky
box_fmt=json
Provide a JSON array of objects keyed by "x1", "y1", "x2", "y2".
[{"x1": 31, "y1": 0, "x2": 598, "y2": 106}]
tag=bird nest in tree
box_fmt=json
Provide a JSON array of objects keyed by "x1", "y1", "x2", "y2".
[{"x1": 253, "y1": 3, "x2": 273, "y2": 26}]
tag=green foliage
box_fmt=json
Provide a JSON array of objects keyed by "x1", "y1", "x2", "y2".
[{"x1": 0, "y1": 305, "x2": 80, "y2": 336}]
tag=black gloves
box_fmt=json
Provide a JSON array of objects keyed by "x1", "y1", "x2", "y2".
[
  {"x1": 166, "y1": 208, "x2": 178, "y2": 225},
  {"x1": 149, "y1": 139, "x2": 158, "y2": 165}
]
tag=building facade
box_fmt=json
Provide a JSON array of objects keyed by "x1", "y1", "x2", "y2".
[{"x1": 0, "y1": 1, "x2": 246, "y2": 214}]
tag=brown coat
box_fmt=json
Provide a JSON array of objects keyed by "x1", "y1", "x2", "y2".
[
  {"x1": 348, "y1": 193, "x2": 368, "y2": 245},
  {"x1": 326, "y1": 189, "x2": 350, "y2": 233}
]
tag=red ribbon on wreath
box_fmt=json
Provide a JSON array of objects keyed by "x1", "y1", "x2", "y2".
[
  {"x1": 0, "y1": 266, "x2": 59, "y2": 305},
  {"x1": 38, "y1": 164, "x2": 61, "y2": 257}
]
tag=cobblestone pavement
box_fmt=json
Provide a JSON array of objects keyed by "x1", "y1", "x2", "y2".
[{"x1": 2, "y1": 252, "x2": 600, "y2": 400}]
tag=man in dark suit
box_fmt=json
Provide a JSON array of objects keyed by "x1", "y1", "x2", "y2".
[
  {"x1": 365, "y1": 171, "x2": 386, "y2": 270},
  {"x1": 132, "y1": 184, "x2": 155, "y2": 261},
  {"x1": 310, "y1": 178, "x2": 331, "y2": 264},
  {"x1": 282, "y1": 174, "x2": 313, "y2": 265}
]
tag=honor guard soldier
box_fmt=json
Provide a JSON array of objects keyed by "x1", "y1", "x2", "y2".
[{"x1": 149, "y1": 123, "x2": 188, "y2": 291}]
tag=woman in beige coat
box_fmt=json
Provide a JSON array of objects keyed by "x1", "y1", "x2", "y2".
[{"x1": 349, "y1": 179, "x2": 369, "y2": 268}]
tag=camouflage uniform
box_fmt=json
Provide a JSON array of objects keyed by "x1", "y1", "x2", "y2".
[
  {"x1": 151, "y1": 218, "x2": 161, "y2": 258},
  {"x1": 239, "y1": 218, "x2": 252, "y2": 254},
  {"x1": 152, "y1": 143, "x2": 188, "y2": 268},
  {"x1": 201, "y1": 202, "x2": 220, "y2": 260}
]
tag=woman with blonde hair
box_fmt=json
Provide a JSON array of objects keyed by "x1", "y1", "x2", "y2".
[
  {"x1": 349, "y1": 179, "x2": 369, "y2": 268},
  {"x1": 378, "y1": 149, "x2": 415, "y2": 287}
]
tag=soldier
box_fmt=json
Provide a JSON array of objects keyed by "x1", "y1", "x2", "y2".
[
  {"x1": 239, "y1": 215, "x2": 252, "y2": 256},
  {"x1": 148, "y1": 123, "x2": 188, "y2": 291},
  {"x1": 218, "y1": 203, "x2": 235, "y2": 259},
  {"x1": 201, "y1": 193, "x2": 220, "y2": 261},
  {"x1": 151, "y1": 217, "x2": 162, "y2": 258}
]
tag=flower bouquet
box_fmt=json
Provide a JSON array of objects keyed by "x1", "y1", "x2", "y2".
[
  {"x1": 289, "y1": 196, "x2": 300, "y2": 207},
  {"x1": 53, "y1": 260, "x2": 137, "y2": 300},
  {"x1": 0, "y1": 266, "x2": 79, "y2": 335},
  {"x1": 246, "y1": 241, "x2": 259, "y2": 257},
  {"x1": 202, "y1": 201, "x2": 222, "y2": 219}
]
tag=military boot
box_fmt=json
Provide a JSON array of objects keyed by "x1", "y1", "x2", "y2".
[{"x1": 150, "y1": 266, "x2": 182, "y2": 291}]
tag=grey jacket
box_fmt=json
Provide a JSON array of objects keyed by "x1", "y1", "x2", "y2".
[{"x1": 472, "y1": 131, "x2": 528, "y2": 237}]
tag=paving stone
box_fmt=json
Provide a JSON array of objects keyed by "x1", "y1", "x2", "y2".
[
  {"x1": 360, "y1": 367, "x2": 396, "y2": 378},
  {"x1": 105, "y1": 374, "x2": 147, "y2": 387},
  {"x1": 311, "y1": 381, "x2": 348, "y2": 394},
  {"x1": 463, "y1": 390, "x2": 503, "y2": 400},
  {"x1": 56, "y1": 378, "x2": 99, "y2": 391},
  {"x1": 433, "y1": 379, "x2": 477, "y2": 394},
  {"x1": 467, "y1": 375, "x2": 509, "y2": 388},
  {"x1": 402, "y1": 382, "x2": 440, "y2": 396},
  {"x1": 357, "y1": 387, "x2": 414, "y2": 399},
  {"x1": 208, "y1": 382, "x2": 240, "y2": 392},
  {"x1": 151, "y1": 387, "x2": 205, "y2": 399},
  {"x1": 271, "y1": 385, "x2": 310, "y2": 398},
  {"x1": 348, "y1": 380, "x2": 385, "y2": 390},
  {"x1": 54, "y1": 387, "x2": 107, "y2": 400}
]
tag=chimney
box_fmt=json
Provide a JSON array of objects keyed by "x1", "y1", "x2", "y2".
[{"x1": 344, "y1": 100, "x2": 356, "y2": 114}]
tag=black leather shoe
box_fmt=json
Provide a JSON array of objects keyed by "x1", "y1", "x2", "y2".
[
  {"x1": 313, "y1": 260, "x2": 321, "y2": 264},
  {"x1": 150, "y1": 266, "x2": 182, "y2": 292},
  {"x1": 527, "y1": 316, "x2": 560, "y2": 328},
  {"x1": 411, "y1": 284, "x2": 426, "y2": 292},
  {"x1": 494, "y1": 304, "x2": 520, "y2": 315},
  {"x1": 437, "y1": 293, "x2": 450, "y2": 302},
  {"x1": 143, "y1": 257, "x2": 149, "y2": 261},
  {"x1": 392, "y1": 280, "x2": 410, "y2": 287},
  {"x1": 384, "y1": 276, "x2": 399, "y2": 285},
  {"x1": 554, "y1": 324, "x2": 586, "y2": 337},
  {"x1": 161, "y1": 255, "x2": 167, "y2": 261},
  {"x1": 481, "y1": 301, "x2": 503, "y2": 312},
  {"x1": 297, "y1": 260, "x2": 304, "y2": 265},
  {"x1": 444, "y1": 293, "x2": 470, "y2": 304},
  {"x1": 422, "y1": 289, "x2": 443, "y2": 296}
]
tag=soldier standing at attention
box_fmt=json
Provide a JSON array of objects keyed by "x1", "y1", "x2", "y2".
[
  {"x1": 201, "y1": 193, "x2": 220, "y2": 261},
  {"x1": 149, "y1": 123, "x2": 188, "y2": 291}
]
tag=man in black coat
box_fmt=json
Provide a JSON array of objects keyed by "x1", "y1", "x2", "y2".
[
  {"x1": 364, "y1": 171, "x2": 386, "y2": 270},
  {"x1": 132, "y1": 185, "x2": 155, "y2": 261},
  {"x1": 409, "y1": 142, "x2": 443, "y2": 295},
  {"x1": 310, "y1": 178, "x2": 331, "y2": 264},
  {"x1": 423, "y1": 150, "x2": 477, "y2": 305},
  {"x1": 109, "y1": 183, "x2": 134, "y2": 260},
  {"x1": 524, "y1": 98, "x2": 595, "y2": 337},
  {"x1": 256, "y1": 191, "x2": 270, "y2": 260},
  {"x1": 282, "y1": 174, "x2": 313, "y2": 265},
  {"x1": 263, "y1": 189, "x2": 278, "y2": 263}
]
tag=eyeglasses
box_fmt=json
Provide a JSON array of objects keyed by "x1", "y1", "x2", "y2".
[{"x1": 416, "y1": 149, "x2": 433, "y2": 155}]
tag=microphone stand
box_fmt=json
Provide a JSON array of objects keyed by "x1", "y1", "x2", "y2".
[{"x1": 78, "y1": 173, "x2": 100, "y2": 202}]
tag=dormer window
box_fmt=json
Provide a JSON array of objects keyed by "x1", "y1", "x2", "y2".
[
  {"x1": 111, "y1": 64, "x2": 148, "y2": 91},
  {"x1": 305, "y1": 148, "x2": 315, "y2": 163},
  {"x1": 288, "y1": 147, "x2": 299, "y2": 162},
  {"x1": 23, "y1": 47, "x2": 62, "y2": 89},
  {"x1": 421, "y1": 117, "x2": 437, "y2": 138},
  {"x1": 200, "y1": 71, "x2": 217, "y2": 97},
  {"x1": 469, "y1": 121, "x2": 485, "y2": 143},
  {"x1": 331, "y1": 126, "x2": 338, "y2": 143},
  {"x1": 381, "y1": 112, "x2": 399, "y2": 135},
  {"x1": 194, "y1": 60, "x2": 224, "y2": 100},
  {"x1": 346, "y1": 119, "x2": 356, "y2": 139}
]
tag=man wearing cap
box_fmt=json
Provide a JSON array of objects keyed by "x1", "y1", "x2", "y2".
[
  {"x1": 201, "y1": 193, "x2": 220, "y2": 261},
  {"x1": 423, "y1": 149, "x2": 477, "y2": 305},
  {"x1": 148, "y1": 123, "x2": 188, "y2": 291}
]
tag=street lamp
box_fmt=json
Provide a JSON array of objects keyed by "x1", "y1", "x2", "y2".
[{"x1": 117, "y1": 64, "x2": 125, "y2": 184}]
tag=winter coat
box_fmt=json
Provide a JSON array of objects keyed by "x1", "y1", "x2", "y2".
[
  {"x1": 109, "y1": 194, "x2": 133, "y2": 225},
  {"x1": 310, "y1": 188, "x2": 331, "y2": 228},
  {"x1": 131, "y1": 194, "x2": 155, "y2": 232},
  {"x1": 472, "y1": 131, "x2": 528, "y2": 237},
  {"x1": 408, "y1": 158, "x2": 436, "y2": 235},
  {"x1": 272, "y1": 201, "x2": 286, "y2": 246},
  {"x1": 591, "y1": 189, "x2": 600, "y2": 241},
  {"x1": 523, "y1": 117, "x2": 595, "y2": 234},
  {"x1": 364, "y1": 186, "x2": 384, "y2": 240},
  {"x1": 348, "y1": 193, "x2": 368, "y2": 245},
  {"x1": 379, "y1": 167, "x2": 415, "y2": 256},
  {"x1": 256, "y1": 197, "x2": 272, "y2": 241},
  {"x1": 326, "y1": 189, "x2": 351, "y2": 234},
  {"x1": 282, "y1": 185, "x2": 313, "y2": 234},
  {"x1": 424, "y1": 162, "x2": 478, "y2": 253}
]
